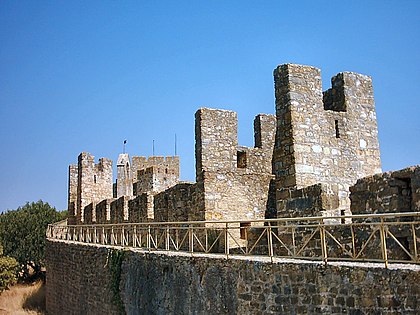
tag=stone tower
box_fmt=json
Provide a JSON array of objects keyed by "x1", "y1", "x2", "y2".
[
  {"x1": 116, "y1": 153, "x2": 133, "y2": 198},
  {"x1": 195, "y1": 108, "x2": 276, "y2": 221},
  {"x1": 75, "y1": 152, "x2": 113, "y2": 223},
  {"x1": 273, "y1": 64, "x2": 382, "y2": 217}
]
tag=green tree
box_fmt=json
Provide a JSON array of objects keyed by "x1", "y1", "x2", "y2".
[
  {"x1": 0, "y1": 200, "x2": 65, "y2": 279},
  {"x1": 0, "y1": 244, "x2": 18, "y2": 292}
]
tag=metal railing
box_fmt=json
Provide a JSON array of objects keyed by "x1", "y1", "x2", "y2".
[{"x1": 47, "y1": 212, "x2": 420, "y2": 267}]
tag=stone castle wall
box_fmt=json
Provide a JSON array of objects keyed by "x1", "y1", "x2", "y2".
[
  {"x1": 95, "y1": 198, "x2": 114, "y2": 223},
  {"x1": 116, "y1": 153, "x2": 133, "y2": 198},
  {"x1": 273, "y1": 64, "x2": 382, "y2": 217},
  {"x1": 46, "y1": 240, "x2": 420, "y2": 315},
  {"x1": 195, "y1": 108, "x2": 276, "y2": 223},
  {"x1": 68, "y1": 63, "x2": 403, "y2": 226},
  {"x1": 351, "y1": 165, "x2": 420, "y2": 214},
  {"x1": 75, "y1": 152, "x2": 113, "y2": 223}
]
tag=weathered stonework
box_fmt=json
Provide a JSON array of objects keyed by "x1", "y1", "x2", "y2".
[
  {"x1": 67, "y1": 63, "x2": 413, "y2": 227},
  {"x1": 351, "y1": 165, "x2": 420, "y2": 214},
  {"x1": 95, "y1": 198, "x2": 115, "y2": 223},
  {"x1": 127, "y1": 193, "x2": 153, "y2": 223},
  {"x1": 76, "y1": 152, "x2": 113, "y2": 223},
  {"x1": 116, "y1": 153, "x2": 133, "y2": 198},
  {"x1": 110, "y1": 196, "x2": 132, "y2": 223},
  {"x1": 195, "y1": 108, "x2": 276, "y2": 223},
  {"x1": 273, "y1": 64, "x2": 382, "y2": 218},
  {"x1": 154, "y1": 182, "x2": 196, "y2": 222},
  {"x1": 46, "y1": 241, "x2": 420, "y2": 315},
  {"x1": 67, "y1": 164, "x2": 78, "y2": 225}
]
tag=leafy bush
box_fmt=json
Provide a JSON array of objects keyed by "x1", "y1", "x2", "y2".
[
  {"x1": 0, "y1": 200, "x2": 66, "y2": 279},
  {"x1": 0, "y1": 244, "x2": 18, "y2": 292}
]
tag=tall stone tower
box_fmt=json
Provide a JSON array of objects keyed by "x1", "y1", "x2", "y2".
[
  {"x1": 74, "y1": 152, "x2": 113, "y2": 223},
  {"x1": 194, "y1": 108, "x2": 276, "y2": 222},
  {"x1": 273, "y1": 64, "x2": 382, "y2": 217},
  {"x1": 116, "y1": 153, "x2": 133, "y2": 198}
]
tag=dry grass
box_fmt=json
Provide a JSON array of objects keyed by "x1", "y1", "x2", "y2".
[{"x1": 0, "y1": 281, "x2": 45, "y2": 315}]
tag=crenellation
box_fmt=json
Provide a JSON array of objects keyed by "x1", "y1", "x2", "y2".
[
  {"x1": 116, "y1": 153, "x2": 133, "y2": 198},
  {"x1": 95, "y1": 198, "x2": 115, "y2": 223},
  {"x1": 75, "y1": 153, "x2": 113, "y2": 223},
  {"x1": 67, "y1": 63, "x2": 409, "y2": 228},
  {"x1": 273, "y1": 64, "x2": 382, "y2": 218},
  {"x1": 58, "y1": 62, "x2": 420, "y2": 314},
  {"x1": 128, "y1": 193, "x2": 152, "y2": 222},
  {"x1": 67, "y1": 164, "x2": 78, "y2": 225},
  {"x1": 110, "y1": 196, "x2": 133, "y2": 223}
]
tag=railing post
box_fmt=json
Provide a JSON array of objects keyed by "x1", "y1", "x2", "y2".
[
  {"x1": 111, "y1": 226, "x2": 114, "y2": 245},
  {"x1": 133, "y1": 226, "x2": 137, "y2": 247},
  {"x1": 292, "y1": 226, "x2": 296, "y2": 257},
  {"x1": 189, "y1": 224, "x2": 193, "y2": 255},
  {"x1": 320, "y1": 219, "x2": 328, "y2": 265},
  {"x1": 205, "y1": 227, "x2": 208, "y2": 253},
  {"x1": 147, "y1": 226, "x2": 151, "y2": 251},
  {"x1": 225, "y1": 222, "x2": 229, "y2": 259},
  {"x1": 351, "y1": 224, "x2": 356, "y2": 259},
  {"x1": 122, "y1": 226, "x2": 125, "y2": 246},
  {"x1": 380, "y1": 218, "x2": 388, "y2": 268},
  {"x1": 267, "y1": 222, "x2": 274, "y2": 263},
  {"x1": 412, "y1": 224, "x2": 418, "y2": 262},
  {"x1": 166, "y1": 226, "x2": 170, "y2": 251}
]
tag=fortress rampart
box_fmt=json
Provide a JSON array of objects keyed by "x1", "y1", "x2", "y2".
[
  {"x1": 50, "y1": 62, "x2": 420, "y2": 314},
  {"x1": 46, "y1": 240, "x2": 420, "y2": 314},
  {"x1": 66, "y1": 63, "x2": 415, "y2": 229}
]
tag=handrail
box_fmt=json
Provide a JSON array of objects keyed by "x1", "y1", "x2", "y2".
[
  {"x1": 47, "y1": 212, "x2": 420, "y2": 267},
  {"x1": 53, "y1": 211, "x2": 420, "y2": 228}
]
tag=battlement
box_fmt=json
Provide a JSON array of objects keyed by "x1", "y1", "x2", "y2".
[
  {"x1": 273, "y1": 63, "x2": 381, "y2": 216},
  {"x1": 72, "y1": 152, "x2": 113, "y2": 223},
  {"x1": 68, "y1": 62, "x2": 388, "y2": 226},
  {"x1": 195, "y1": 108, "x2": 276, "y2": 178},
  {"x1": 131, "y1": 156, "x2": 180, "y2": 181},
  {"x1": 194, "y1": 107, "x2": 276, "y2": 223}
]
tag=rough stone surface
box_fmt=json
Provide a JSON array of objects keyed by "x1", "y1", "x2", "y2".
[
  {"x1": 110, "y1": 196, "x2": 133, "y2": 223},
  {"x1": 195, "y1": 108, "x2": 276, "y2": 223},
  {"x1": 351, "y1": 165, "x2": 420, "y2": 214},
  {"x1": 95, "y1": 198, "x2": 115, "y2": 223},
  {"x1": 273, "y1": 64, "x2": 382, "y2": 217},
  {"x1": 76, "y1": 152, "x2": 113, "y2": 223},
  {"x1": 116, "y1": 153, "x2": 133, "y2": 198},
  {"x1": 46, "y1": 241, "x2": 420, "y2": 315},
  {"x1": 127, "y1": 193, "x2": 152, "y2": 223}
]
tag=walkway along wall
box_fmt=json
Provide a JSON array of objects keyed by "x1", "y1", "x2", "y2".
[{"x1": 46, "y1": 240, "x2": 420, "y2": 314}]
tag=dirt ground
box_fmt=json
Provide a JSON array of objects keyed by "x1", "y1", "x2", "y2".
[{"x1": 0, "y1": 281, "x2": 45, "y2": 315}]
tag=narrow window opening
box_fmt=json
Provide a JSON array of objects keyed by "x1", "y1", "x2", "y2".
[
  {"x1": 335, "y1": 120, "x2": 340, "y2": 138},
  {"x1": 94, "y1": 175, "x2": 97, "y2": 184},
  {"x1": 240, "y1": 222, "x2": 251, "y2": 239},
  {"x1": 237, "y1": 151, "x2": 247, "y2": 168}
]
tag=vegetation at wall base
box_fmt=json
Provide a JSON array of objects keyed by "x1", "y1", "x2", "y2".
[
  {"x1": 0, "y1": 200, "x2": 66, "y2": 281},
  {"x1": 106, "y1": 248, "x2": 126, "y2": 315},
  {"x1": 0, "y1": 244, "x2": 19, "y2": 292}
]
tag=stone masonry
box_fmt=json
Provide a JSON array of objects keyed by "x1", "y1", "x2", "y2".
[
  {"x1": 68, "y1": 63, "x2": 416, "y2": 228},
  {"x1": 351, "y1": 165, "x2": 420, "y2": 214},
  {"x1": 69, "y1": 152, "x2": 113, "y2": 223},
  {"x1": 273, "y1": 64, "x2": 382, "y2": 219},
  {"x1": 46, "y1": 240, "x2": 420, "y2": 314}
]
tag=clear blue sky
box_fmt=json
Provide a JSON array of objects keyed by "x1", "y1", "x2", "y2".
[{"x1": 0, "y1": 1, "x2": 419, "y2": 211}]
